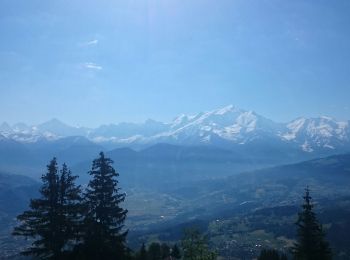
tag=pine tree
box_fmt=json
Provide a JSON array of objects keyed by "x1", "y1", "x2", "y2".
[
  {"x1": 13, "y1": 158, "x2": 62, "y2": 259},
  {"x1": 13, "y1": 159, "x2": 83, "y2": 259},
  {"x1": 58, "y1": 163, "x2": 83, "y2": 256},
  {"x1": 258, "y1": 248, "x2": 280, "y2": 260},
  {"x1": 181, "y1": 227, "x2": 216, "y2": 260},
  {"x1": 148, "y1": 242, "x2": 162, "y2": 260},
  {"x1": 292, "y1": 187, "x2": 332, "y2": 260},
  {"x1": 258, "y1": 248, "x2": 288, "y2": 260},
  {"x1": 171, "y1": 244, "x2": 181, "y2": 259},
  {"x1": 137, "y1": 243, "x2": 147, "y2": 260},
  {"x1": 161, "y1": 243, "x2": 171, "y2": 259},
  {"x1": 80, "y1": 152, "x2": 128, "y2": 259}
]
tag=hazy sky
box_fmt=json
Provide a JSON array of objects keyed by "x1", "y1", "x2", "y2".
[{"x1": 1, "y1": 0, "x2": 350, "y2": 127}]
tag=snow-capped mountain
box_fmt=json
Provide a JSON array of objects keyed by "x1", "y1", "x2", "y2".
[
  {"x1": 139, "y1": 105, "x2": 283, "y2": 146},
  {"x1": 281, "y1": 116, "x2": 350, "y2": 152},
  {"x1": 1, "y1": 105, "x2": 349, "y2": 154},
  {"x1": 36, "y1": 118, "x2": 89, "y2": 137},
  {"x1": 0, "y1": 121, "x2": 62, "y2": 143}
]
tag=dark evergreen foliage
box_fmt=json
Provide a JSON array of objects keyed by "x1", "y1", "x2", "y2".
[
  {"x1": 58, "y1": 163, "x2": 83, "y2": 254},
  {"x1": 134, "y1": 242, "x2": 181, "y2": 260},
  {"x1": 258, "y1": 248, "x2": 288, "y2": 260},
  {"x1": 137, "y1": 243, "x2": 147, "y2": 260},
  {"x1": 148, "y1": 242, "x2": 162, "y2": 260},
  {"x1": 79, "y1": 152, "x2": 128, "y2": 259},
  {"x1": 181, "y1": 227, "x2": 216, "y2": 260},
  {"x1": 171, "y1": 244, "x2": 181, "y2": 259},
  {"x1": 292, "y1": 187, "x2": 332, "y2": 260},
  {"x1": 161, "y1": 243, "x2": 170, "y2": 259},
  {"x1": 13, "y1": 158, "x2": 61, "y2": 258},
  {"x1": 13, "y1": 158, "x2": 83, "y2": 259}
]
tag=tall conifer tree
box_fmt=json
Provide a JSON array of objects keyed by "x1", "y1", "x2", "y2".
[
  {"x1": 58, "y1": 163, "x2": 83, "y2": 255},
  {"x1": 13, "y1": 159, "x2": 83, "y2": 259},
  {"x1": 171, "y1": 244, "x2": 182, "y2": 259},
  {"x1": 258, "y1": 249, "x2": 288, "y2": 260},
  {"x1": 148, "y1": 242, "x2": 162, "y2": 260},
  {"x1": 137, "y1": 243, "x2": 147, "y2": 260},
  {"x1": 181, "y1": 227, "x2": 216, "y2": 260},
  {"x1": 13, "y1": 158, "x2": 62, "y2": 259},
  {"x1": 293, "y1": 187, "x2": 332, "y2": 260},
  {"x1": 81, "y1": 152, "x2": 128, "y2": 259},
  {"x1": 161, "y1": 243, "x2": 171, "y2": 259}
]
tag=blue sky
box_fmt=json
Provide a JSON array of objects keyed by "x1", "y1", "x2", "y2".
[{"x1": 0, "y1": 0, "x2": 350, "y2": 127}]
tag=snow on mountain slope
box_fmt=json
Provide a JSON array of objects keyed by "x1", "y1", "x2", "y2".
[
  {"x1": 0, "y1": 122, "x2": 12, "y2": 133},
  {"x1": 143, "y1": 105, "x2": 282, "y2": 145},
  {"x1": 0, "y1": 119, "x2": 89, "y2": 143},
  {"x1": 281, "y1": 116, "x2": 349, "y2": 152},
  {"x1": 37, "y1": 118, "x2": 89, "y2": 137},
  {"x1": 0, "y1": 128, "x2": 58, "y2": 143},
  {"x1": 1, "y1": 105, "x2": 349, "y2": 153}
]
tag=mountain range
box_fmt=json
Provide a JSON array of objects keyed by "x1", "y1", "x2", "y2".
[
  {"x1": 1, "y1": 105, "x2": 349, "y2": 154},
  {"x1": 1, "y1": 104, "x2": 350, "y2": 258}
]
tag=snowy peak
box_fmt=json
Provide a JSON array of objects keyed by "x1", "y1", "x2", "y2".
[
  {"x1": 0, "y1": 122, "x2": 12, "y2": 133},
  {"x1": 282, "y1": 116, "x2": 349, "y2": 151},
  {"x1": 38, "y1": 118, "x2": 68, "y2": 129},
  {"x1": 12, "y1": 122, "x2": 31, "y2": 133},
  {"x1": 171, "y1": 114, "x2": 191, "y2": 129},
  {"x1": 37, "y1": 118, "x2": 88, "y2": 136},
  {"x1": 1, "y1": 105, "x2": 349, "y2": 154},
  {"x1": 155, "y1": 105, "x2": 281, "y2": 145},
  {"x1": 0, "y1": 119, "x2": 86, "y2": 143},
  {"x1": 213, "y1": 104, "x2": 236, "y2": 115},
  {"x1": 284, "y1": 116, "x2": 349, "y2": 141},
  {"x1": 173, "y1": 105, "x2": 246, "y2": 129}
]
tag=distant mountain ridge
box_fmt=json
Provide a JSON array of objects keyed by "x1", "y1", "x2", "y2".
[{"x1": 1, "y1": 105, "x2": 349, "y2": 154}]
